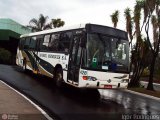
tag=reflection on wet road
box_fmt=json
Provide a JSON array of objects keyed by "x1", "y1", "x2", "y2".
[
  {"x1": 99, "y1": 89, "x2": 160, "y2": 115},
  {"x1": 0, "y1": 65, "x2": 160, "y2": 120}
]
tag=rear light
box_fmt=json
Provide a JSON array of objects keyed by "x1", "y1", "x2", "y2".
[
  {"x1": 82, "y1": 76, "x2": 88, "y2": 80},
  {"x1": 82, "y1": 76, "x2": 97, "y2": 81}
]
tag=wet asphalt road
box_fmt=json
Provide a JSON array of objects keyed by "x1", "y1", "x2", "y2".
[{"x1": 0, "y1": 64, "x2": 160, "y2": 120}]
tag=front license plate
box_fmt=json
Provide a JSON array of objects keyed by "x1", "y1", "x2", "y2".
[{"x1": 104, "y1": 85, "x2": 112, "y2": 89}]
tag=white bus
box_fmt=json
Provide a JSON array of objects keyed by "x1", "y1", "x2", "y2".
[{"x1": 16, "y1": 23, "x2": 130, "y2": 89}]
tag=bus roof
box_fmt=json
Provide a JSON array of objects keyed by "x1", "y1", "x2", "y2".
[
  {"x1": 20, "y1": 23, "x2": 128, "y2": 40},
  {"x1": 20, "y1": 23, "x2": 86, "y2": 38}
]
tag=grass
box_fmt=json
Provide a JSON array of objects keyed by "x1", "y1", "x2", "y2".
[{"x1": 128, "y1": 88, "x2": 160, "y2": 98}]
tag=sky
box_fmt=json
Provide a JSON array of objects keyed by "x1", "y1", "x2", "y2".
[{"x1": 0, "y1": 0, "x2": 136, "y2": 31}]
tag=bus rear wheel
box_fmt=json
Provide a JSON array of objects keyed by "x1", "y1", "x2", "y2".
[{"x1": 54, "y1": 68, "x2": 64, "y2": 87}]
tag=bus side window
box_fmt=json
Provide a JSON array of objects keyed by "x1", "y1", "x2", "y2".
[
  {"x1": 58, "y1": 32, "x2": 72, "y2": 52},
  {"x1": 72, "y1": 36, "x2": 81, "y2": 66},
  {"x1": 36, "y1": 35, "x2": 44, "y2": 51},
  {"x1": 19, "y1": 38, "x2": 25, "y2": 50},
  {"x1": 49, "y1": 34, "x2": 59, "y2": 51},
  {"x1": 24, "y1": 37, "x2": 30, "y2": 49},
  {"x1": 40, "y1": 35, "x2": 50, "y2": 51},
  {"x1": 29, "y1": 37, "x2": 36, "y2": 50}
]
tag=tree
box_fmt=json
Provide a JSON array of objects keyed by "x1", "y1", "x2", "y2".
[
  {"x1": 128, "y1": 0, "x2": 145, "y2": 88},
  {"x1": 28, "y1": 14, "x2": 51, "y2": 32},
  {"x1": 110, "y1": 10, "x2": 119, "y2": 28},
  {"x1": 143, "y1": 0, "x2": 160, "y2": 90},
  {"x1": 128, "y1": 0, "x2": 160, "y2": 90},
  {"x1": 134, "y1": 0, "x2": 143, "y2": 38},
  {"x1": 51, "y1": 18, "x2": 65, "y2": 28},
  {"x1": 112, "y1": 0, "x2": 160, "y2": 90},
  {"x1": 151, "y1": 15, "x2": 158, "y2": 48},
  {"x1": 124, "y1": 8, "x2": 134, "y2": 47},
  {"x1": 124, "y1": 8, "x2": 135, "y2": 79}
]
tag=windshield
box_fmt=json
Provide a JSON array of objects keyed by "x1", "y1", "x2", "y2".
[{"x1": 82, "y1": 33, "x2": 129, "y2": 73}]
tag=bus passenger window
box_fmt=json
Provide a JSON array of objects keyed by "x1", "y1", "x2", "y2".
[
  {"x1": 36, "y1": 35, "x2": 43, "y2": 51},
  {"x1": 49, "y1": 34, "x2": 59, "y2": 51},
  {"x1": 58, "y1": 32, "x2": 72, "y2": 52},
  {"x1": 40, "y1": 35, "x2": 50, "y2": 51},
  {"x1": 29, "y1": 37, "x2": 36, "y2": 50},
  {"x1": 19, "y1": 38, "x2": 25, "y2": 50},
  {"x1": 24, "y1": 37, "x2": 30, "y2": 49}
]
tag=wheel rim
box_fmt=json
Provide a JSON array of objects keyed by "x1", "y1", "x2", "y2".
[
  {"x1": 56, "y1": 73, "x2": 62, "y2": 81},
  {"x1": 55, "y1": 70, "x2": 63, "y2": 87},
  {"x1": 23, "y1": 65, "x2": 26, "y2": 70}
]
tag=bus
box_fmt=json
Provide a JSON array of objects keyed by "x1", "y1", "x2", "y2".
[{"x1": 16, "y1": 23, "x2": 130, "y2": 89}]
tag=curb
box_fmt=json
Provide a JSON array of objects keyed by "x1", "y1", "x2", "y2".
[
  {"x1": 125, "y1": 89, "x2": 160, "y2": 101},
  {"x1": 0, "y1": 80, "x2": 53, "y2": 120},
  {"x1": 140, "y1": 81, "x2": 160, "y2": 92},
  {"x1": 141, "y1": 81, "x2": 160, "y2": 86}
]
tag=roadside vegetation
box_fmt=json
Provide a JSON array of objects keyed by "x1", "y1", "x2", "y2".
[
  {"x1": 0, "y1": 14, "x2": 65, "y2": 65},
  {"x1": 0, "y1": 48, "x2": 12, "y2": 64},
  {"x1": 111, "y1": 0, "x2": 160, "y2": 91}
]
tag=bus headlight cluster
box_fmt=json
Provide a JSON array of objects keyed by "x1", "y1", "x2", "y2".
[
  {"x1": 82, "y1": 76, "x2": 97, "y2": 81},
  {"x1": 121, "y1": 79, "x2": 129, "y2": 83}
]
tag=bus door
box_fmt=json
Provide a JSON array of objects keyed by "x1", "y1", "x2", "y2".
[
  {"x1": 33, "y1": 36, "x2": 42, "y2": 74},
  {"x1": 68, "y1": 35, "x2": 82, "y2": 84}
]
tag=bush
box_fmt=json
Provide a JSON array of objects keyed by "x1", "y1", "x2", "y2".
[
  {"x1": 155, "y1": 69, "x2": 160, "y2": 80},
  {"x1": 0, "y1": 48, "x2": 12, "y2": 64},
  {"x1": 142, "y1": 67, "x2": 150, "y2": 77}
]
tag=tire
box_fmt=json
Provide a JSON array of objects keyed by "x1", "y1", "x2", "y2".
[{"x1": 54, "y1": 68, "x2": 64, "y2": 87}]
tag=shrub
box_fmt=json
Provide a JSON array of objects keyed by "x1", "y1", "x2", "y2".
[
  {"x1": 142, "y1": 67, "x2": 150, "y2": 77},
  {"x1": 0, "y1": 48, "x2": 12, "y2": 64}
]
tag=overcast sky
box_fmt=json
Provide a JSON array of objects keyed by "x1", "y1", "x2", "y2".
[{"x1": 0, "y1": 0, "x2": 136, "y2": 30}]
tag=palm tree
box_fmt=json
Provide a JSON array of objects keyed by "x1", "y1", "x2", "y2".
[
  {"x1": 142, "y1": 0, "x2": 148, "y2": 23},
  {"x1": 136, "y1": 0, "x2": 160, "y2": 91},
  {"x1": 124, "y1": 7, "x2": 134, "y2": 81},
  {"x1": 128, "y1": 0, "x2": 144, "y2": 88},
  {"x1": 134, "y1": 0, "x2": 142, "y2": 38},
  {"x1": 155, "y1": 0, "x2": 160, "y2": 16},
  {"x1": 51, "y1": 18, "x2": 65, "y2": 28},
  {"x1": 110, "y1": 10, "x2": 119, "y2": 28},
  {"x1": 151, "y1": 15, "x2": 158, "y2": 47},
  {"x1": 147, "y1": 0, "x2": 156, "y2": 13},
  {"x1": 28, "y1": 14, "x2": 51, "y2": 32},
  {"x1": 124, "y1": 8, "x2": 133, "y2": 44}
]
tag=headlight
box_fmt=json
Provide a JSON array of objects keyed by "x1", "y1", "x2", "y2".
[{"x1": 121, "y1": 79, "x2": 129, "y2": 83}]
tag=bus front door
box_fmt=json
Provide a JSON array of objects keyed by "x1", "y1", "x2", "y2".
[
  {"x1": 68, "y1": 35, "x2": 82, "y2": 85},
  {"x1": 33, "y1": 36, "x2": 43, "y2": 74}
]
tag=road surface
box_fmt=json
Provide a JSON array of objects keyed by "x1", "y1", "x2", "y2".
[{"x1": 0, "y1": 64, "x2": 160, "y2": 120}]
